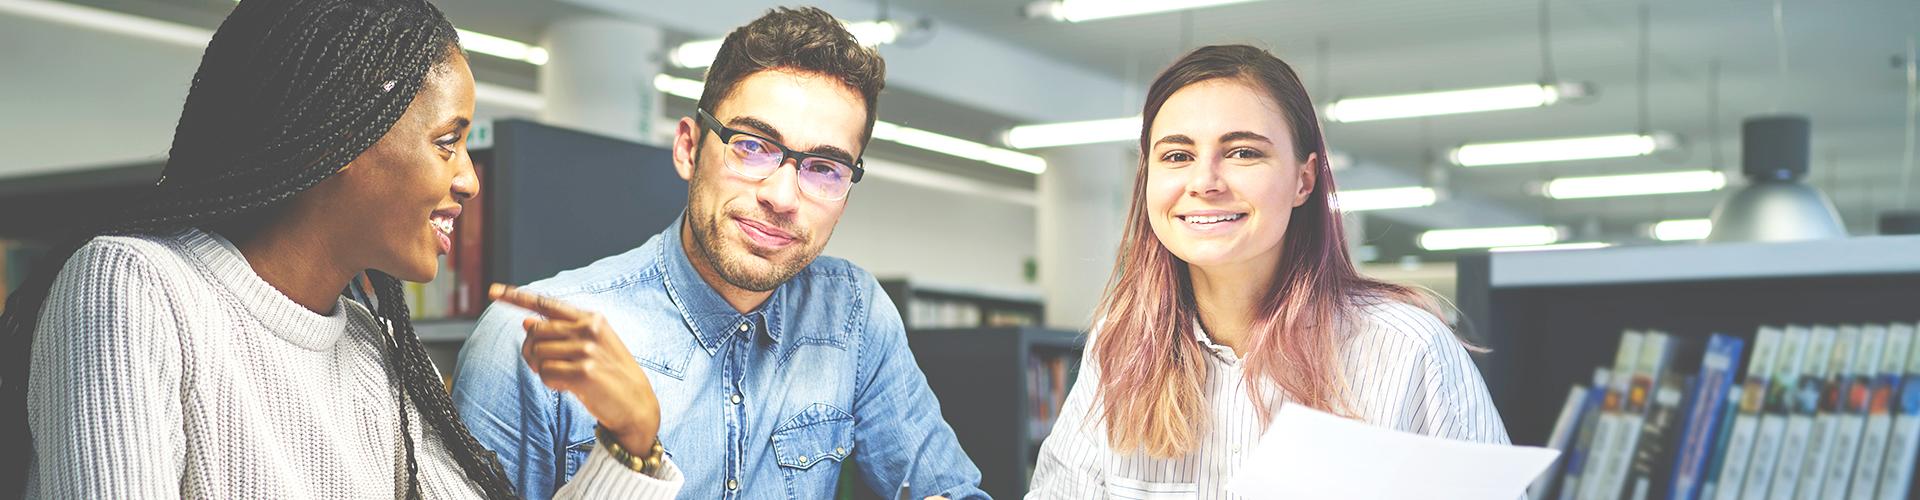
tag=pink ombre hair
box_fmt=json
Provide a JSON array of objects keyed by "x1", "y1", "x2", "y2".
[{"x1": 1091, "y1": 45, "x2": 1445, "y2": 458}]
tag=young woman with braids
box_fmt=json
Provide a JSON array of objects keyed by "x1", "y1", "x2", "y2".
[
  {"x1": 0, "y1": 0, "x2": 680, "y2": 498},
  {"x1": 1027, "y1": 45, "x2": 1511, "y2": 498}
]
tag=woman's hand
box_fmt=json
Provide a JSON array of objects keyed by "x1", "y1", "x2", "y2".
[{"x1": 490, "y1": 284, "x2": 661, "y2": 452}]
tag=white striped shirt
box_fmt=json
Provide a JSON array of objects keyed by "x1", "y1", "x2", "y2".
[{"x1": 1027, "y1": 300, "x2": 1511, "y2": 499}]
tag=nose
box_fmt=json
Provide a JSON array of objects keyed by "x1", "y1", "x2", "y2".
[
  {"x1": 451, "y1": 147, "x2": 478, "y2": 202},
  {"x1": 1185, "y1": 156, "x2": 1226, "y2": 197},
  {"x1": 755, "y1": 158, "x2": 801, "y2": 214}
]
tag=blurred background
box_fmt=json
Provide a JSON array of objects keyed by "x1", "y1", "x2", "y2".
[{"x1": 3, "y1": 1, "x2": 1919, "y2": 498}]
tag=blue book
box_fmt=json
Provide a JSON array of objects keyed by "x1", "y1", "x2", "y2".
[{"x1": 1671, "y1": 334, "x2": 1746, "y2": 500}]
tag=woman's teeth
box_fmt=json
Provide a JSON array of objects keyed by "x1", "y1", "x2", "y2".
[
  {"x1": 1182, "y1": 213, "x2": 1245, "y2": 224},
  {"x1": 430, "y1": 217, "x2": 454, "y2": 235}
]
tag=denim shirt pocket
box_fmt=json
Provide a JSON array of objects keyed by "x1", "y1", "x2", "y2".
[
  {"x1": 562, "y1": 437, "x2": 596, "y2": 478},
  {"x1": 771, "y1": 402, "x2": 856, "y2": 495}
]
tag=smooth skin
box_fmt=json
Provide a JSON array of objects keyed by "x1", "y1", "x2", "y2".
[{"x1": 1143, "y1": 77, "x2": 1317, "y2": 358}]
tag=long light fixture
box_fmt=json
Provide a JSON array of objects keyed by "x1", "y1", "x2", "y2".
[
  {"x1": 670, "y1": 20, "x2": 902, "y2": 69},
  {"x1": 3, "y1": 0, "x2": 212, "y2": 47},
  {"x1": 1002, "y1": 116, "x2": 1141, "y2": 149},
  {"x1": 1326, "y1": 83, "x2": 1589, "y2": 123},
  {"x1": 456, "y1": 29, "x2": 549, "y2": 65},
  {"x1": 1543, "y1": 170, "x2": 1726, "y2": 199},
  {"x1": 1450, "y1": 132, "x2": 1677, "y2": 167},
  {"x1": 1488, "y1": 241, "x2": 1613, "y2": 253},
  {"x1": 1024, "y1": 0, "x2": 1262, "y2": 23},
  {"x1": 1336, "y1": 187, "x2": 1437, "y2": 212},
  {"x1": 1418, "y1": 225, "x2": 1560, "y2": 251},
  {"x1": 1652, "y1": 218, "x2": 1712, "y2": 241},
  {"x1": 652, "y1": 75, "x2": 1046, "y2": 174}
]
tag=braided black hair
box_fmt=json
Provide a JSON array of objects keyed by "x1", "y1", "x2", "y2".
[{"x1": 0, "y1": 0, "x2": 518, "y2": 498}]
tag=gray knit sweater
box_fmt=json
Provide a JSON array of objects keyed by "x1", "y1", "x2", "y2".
[{"x1": 25, "y1": 228, "x2": 681, "y2": 498}]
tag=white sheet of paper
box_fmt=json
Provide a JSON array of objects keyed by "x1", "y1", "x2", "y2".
[{"x1": 1224, "y1": 404, "x2": 1560, "y2": 500}]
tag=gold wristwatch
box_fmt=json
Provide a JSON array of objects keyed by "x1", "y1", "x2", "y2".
[{"x1": 595, "y1": 424, "x2": 666, "y2": 476}]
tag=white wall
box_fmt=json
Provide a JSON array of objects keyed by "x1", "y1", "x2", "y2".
[{"x1": 824, "y1": 173, "x2": 1038, "y2": 293}]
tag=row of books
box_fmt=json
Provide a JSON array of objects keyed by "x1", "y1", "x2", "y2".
[
  {"x1": 1530, "y1": 323, "x2": 1920, "y2": 500},
  {"x1": 906, "y1": 297, "x2": 1040, "y2": 330},
  {"x1": 1027, "y1": 350, "x2": 1079, "y2": 441}
]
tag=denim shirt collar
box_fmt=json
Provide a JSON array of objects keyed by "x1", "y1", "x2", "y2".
[{"x1": 658, "y1": 215, "x2": 786, "y2": 355}]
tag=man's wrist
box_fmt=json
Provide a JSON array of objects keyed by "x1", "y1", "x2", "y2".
[{"x1": 595, "y1": 424, "x2": 665, "y2": 475}]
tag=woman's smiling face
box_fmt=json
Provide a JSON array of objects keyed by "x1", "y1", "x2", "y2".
[{"x1": 1144, "y1": 77, "x2": 1317, "y2": 273}]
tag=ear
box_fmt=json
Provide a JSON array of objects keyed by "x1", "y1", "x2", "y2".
[
  {"x1": 1293, "y1": 152, "x2": 1319, "y2": 207},
  {"x1": 672, "y1": 116, "x2": 700, "y2": 182}
]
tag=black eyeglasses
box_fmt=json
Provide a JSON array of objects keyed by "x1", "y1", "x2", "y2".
[{"x1": 695, "y1": 109, "x2": 865, "y2": 201}]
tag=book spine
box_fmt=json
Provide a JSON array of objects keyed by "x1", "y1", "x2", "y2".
[
  {"x1": 1533, "y1": 384, "x2": 1593, "y2": 500},
  {"x1": 1600, "y1": 332, "x2": 1672, "y2": 500},
  {"x1": 1583, "y1": 331, "x2": 1647, "y2": 500},
  {"x1": 1625, "y1": 374, "x2": 1689, "y2": 500},
  {"x1": 1743, "y1": 326, "x2": 1811, "y2": 499},
  {"x1": 1769, "y1": 326, "x2": 1837, "y2": 500},
  {"x1": 1847, "y1": 325, "x2": 1909, "y2": 499},
  {"x1": 1798, "y1": 326, "x2": 1862, "y2": 500},
  {"x1": 1822, "y1": 325, "x2": 1883, "y2": 499},
  {"x1": 453, "y1": 162, "x2": 486, "y2": 318},
  {"x1": 1714, "y1": 327, "x2": 1784, "y2": 500},
  {"x1": 1561, "y1": 368, "x2": 1614, "y2": 500},
  {"x1": 1671, "y1": 334, "x2": 1744, "y2": 500},
  {"x1": 1877, "y1": 323, "x2": 1920, "y2": 500},
  {"x1": 1698, "y1": 385, "x2": 1743, "y2": 500}
]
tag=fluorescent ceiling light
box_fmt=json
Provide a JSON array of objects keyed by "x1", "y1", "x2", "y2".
[
  {"x1": 652, "y1": 75, "x2": 1047, "y2": 174},
  {"x1": 1326, "y1": 83, "x2": 1589, "y2": 123},
  {"x1": 653, "y1": 74, "x2": 704, "y2": 100},
  {"x1": 2, "y1": 0, "x2": 212, "y2": 47},
  {"x1": 1543, "y1": 170, "x2": 1726, "y2": 199},
  {"x1": 1489, "y1": 241, "x2": 1613, "y2": 253},
  {"x1": 671, "y1": 20, "x2": 902, "y2": 69},
  {"x1": 872, "y1": 122, "x2": 1047, "y2": 174},
  {"x1": 1336, "y1": 186, "x2": 1437, "y2": 212},
  {"x1": 1419, "y1": 225, "x2": 1560, "y2": 251},
  {"x1": 1025, "y1": 0, "x2": 1263, "y2": 22},
  {"x1": 456, "y1": 29, "x2": 548, "y2": 65},
  {"x1": 1450, "y1": 132, "x2": 1676, "y2": 167},
  {"x1": 1003, "y1": 116, "x2": 1141, "y2": 149},
  {"x1": 1652, "y1": 218, "x2": 1712, "y2": 241}
]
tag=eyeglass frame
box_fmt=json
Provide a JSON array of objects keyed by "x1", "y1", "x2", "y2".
[{"x1": 693, "y1": 108, "x2": 866, "y2": 199}]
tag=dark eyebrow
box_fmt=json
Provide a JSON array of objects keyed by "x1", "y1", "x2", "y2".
[
  {"x1": 1152, "y1": 134, "x2": 1194, "y2": 149},
  {"x1": 442, "y1": 116, "x2": 471, "y2": 133},
  {"x1": 1219, "y1": 131, "x2": 1271, "y2": 144},
  {"x1": 728, "y1": 115, "x2": 857, "y2": 164},
  {"x1": 727, "y1": 115, "x2": 784, "y2": 144}
]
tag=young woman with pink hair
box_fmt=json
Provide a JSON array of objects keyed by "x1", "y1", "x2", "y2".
[{"x1": 1027, "y1": 44, "x2": 1510, "y2": 498}]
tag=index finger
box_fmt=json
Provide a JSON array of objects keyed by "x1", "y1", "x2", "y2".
[{"x1": 489, "y1": 283, "x2": 586, "y2": 321}]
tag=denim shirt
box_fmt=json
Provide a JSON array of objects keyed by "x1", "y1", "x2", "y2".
[{"x1": 452, "y1": 217, "x2": 986, "y2": 500}]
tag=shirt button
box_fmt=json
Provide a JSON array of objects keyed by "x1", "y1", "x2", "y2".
[
  {"x1": 730, "y1": 393, "x2": 742, "y2": 404},
  {"x1": 797, "y1": 455, "x2": 809, "y2": 464},
  {"x1": 737, "y1": 323, "x2": 748, "y2": 332},
  {"x1": 834, "y1": 447, "x2": 846, "y2": 455},
  {"x1": 727, "y1": 479, "x2": 738, "y2": 491}
]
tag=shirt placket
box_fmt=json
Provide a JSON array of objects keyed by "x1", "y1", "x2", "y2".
[{"x1": 722, "y1": 315, "x2": 753, "y2": 498}]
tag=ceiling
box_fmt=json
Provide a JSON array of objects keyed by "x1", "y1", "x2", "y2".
[
  {"x1": 4, "y1": 0, "x2": 1917, "y2": 253},
  {"x1": 892, "y1": 0, "x2": 1920, "y2": 237}
]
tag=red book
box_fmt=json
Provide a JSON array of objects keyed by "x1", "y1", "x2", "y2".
[{"x1": 453, "y1": 163, "x2": 487, "y2": 318}]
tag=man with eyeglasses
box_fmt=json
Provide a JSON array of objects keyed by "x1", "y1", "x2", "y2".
[{"x1": 450, "y1": 7, "x2": 986, "y2": 500}]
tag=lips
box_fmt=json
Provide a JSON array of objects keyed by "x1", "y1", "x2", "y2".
[
  {"x1": 430, "y1": 206, "x2": 461, "y2": 254},
  {"x1": 733, "y1": 216, "x2": 797, "y2": 249}
]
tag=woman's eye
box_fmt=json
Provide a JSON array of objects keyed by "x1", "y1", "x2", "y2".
[
  {"x1": 1226, "y1": 148, "x2": 1265, "y2": 160},
  {"x1": 434, "y1": 135, "x2": 459, "y2": 154},
  {"x1": 1159, "y1": 151, "x2": 1194, "y2": 163}
]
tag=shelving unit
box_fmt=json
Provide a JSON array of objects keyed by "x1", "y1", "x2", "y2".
[
  {"x1": 1454, "y1": 236, "x2": 1920, "y2": 447},
  {"x1": 906, "y1": 326, "x2": 1084, "y2": 499}
]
